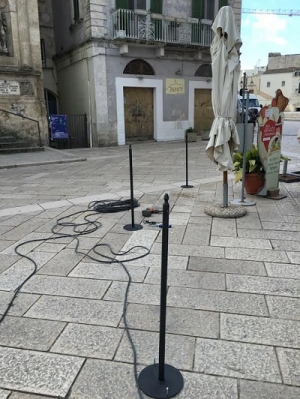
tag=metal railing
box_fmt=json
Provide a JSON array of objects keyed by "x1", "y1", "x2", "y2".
[{"x1": 112, "y1": 9, "x2": 213, "y2": 47}]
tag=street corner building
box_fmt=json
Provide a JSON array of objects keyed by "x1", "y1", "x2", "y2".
[{"x1": 0, "y1": 0, "x2": 241, "y2": 148}]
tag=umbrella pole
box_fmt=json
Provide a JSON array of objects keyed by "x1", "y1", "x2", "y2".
[{"x1": 223, "y1": 171, "x2": 228, "y2": 207}]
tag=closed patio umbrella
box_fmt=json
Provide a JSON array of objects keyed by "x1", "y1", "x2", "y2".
[{"x1": 205, "y1": 6, "x2": 242, "y2": 209}]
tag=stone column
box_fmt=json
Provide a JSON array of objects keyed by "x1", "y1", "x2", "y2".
[{"x1": 16, "y1": 0, "x2": 32, "y2": 66}]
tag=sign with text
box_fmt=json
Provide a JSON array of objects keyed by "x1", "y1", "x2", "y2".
[
  {"x1": 49, "y1": 115, "x2": 68, "y2": 139},
  {"x1": 0, "y1": 80, "x2": 20, "y2": 95},
  {"x1": 166, "y1": 79, "x2": 185, "y2": 95},
  {"x1": 257, "y1": 111, "x2": 283, "y2": 195}
]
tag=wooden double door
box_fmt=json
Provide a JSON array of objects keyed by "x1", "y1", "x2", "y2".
[
  {"x1": 194, "y1": 89, "x2": 214, "y2": 135},
  {"x1": 124, "y1": 87, "x2": 154, "y2": 141}
]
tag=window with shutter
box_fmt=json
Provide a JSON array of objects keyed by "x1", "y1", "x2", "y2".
[
  {"x1": 116, "y1": 0, "x2": 129, "y2": 9},
  {"x1": 192, "y1": 0, "x2": 203, "y2": 19},
  {"x1": 150, "y1": 0, "x2": 162, "y2": 14},
  {"x1": 73, "y1": 0, "x2": 80, "y2": 20},
  {"x1": 219, "y1": 0, "x2": 228, "y2": 8}
]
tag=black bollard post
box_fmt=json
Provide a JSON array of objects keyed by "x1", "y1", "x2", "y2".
[
  {"x1": 138, "y1": 194, "x2": 184, "y2": 399},
  {"x1": 124, "y1": 145, "x2": 143, "y2": 231},
  {"x1": 181, "y1": 133, "x2": 194, "y2": 188}
]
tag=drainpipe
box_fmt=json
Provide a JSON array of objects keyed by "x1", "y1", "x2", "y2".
[{"x1": 86, "y1": 58, "x2": 93, "y2": 148}]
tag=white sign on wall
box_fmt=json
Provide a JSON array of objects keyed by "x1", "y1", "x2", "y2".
[{"x1": 0, "y1": 81, "x2": 20, "y2": 95}]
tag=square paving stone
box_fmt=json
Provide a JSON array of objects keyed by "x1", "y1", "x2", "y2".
[
  {"x1": 0, "y1": 252, "x2": 55, "y2": 291},
  {"x1": 116, "y1": 253, "x2": 188, "y2": 270},
  {"x1": 225, "y1": 248, "x2": 289, "y2": 263},
  {"x1": 239, "y1": 380, "x2": 300, "y2": 399},
  {"x1": 211, "y1": 219, "x2": 237, "y2": 237},
  {"x1": 0, "y1": 316, "x2": 65, "y2": 351},
  {"x1": 155, "y1": 225, "x2": 186, "y2": 244},
  {"x1": 51, "y1": 323, "x2": 123, "y2": 359},
  {"x1": 188, "y1": 257, "x2": 266, "y2": 276},
  {"x1": 287, "y1": 252, "x2": 300, "y2": 264},
  {"x1": 0, "y1": 254, "x2": 18, "y2": 273},
  {"x1": 211, "y1": 236, "x2": 272, "y2": 249},
  {"x1": 121, "y1": 230, "x2": 159, "y2": 253},
  {"x1": 115, "y1": 329, "x2": 195, "y2": 370},
  {"x1": 265, "y1": 262, "x2": 300, "y2": 279},
  {"x1": 237, "y1": 214, "x2": 262, "y2": 229},
  {"x1": 70, "y1": 261, "x2": 148, "y2": 282},
  {"x1": 167, "y1": 286, "x2": 268, "y2": 316},
  {"x1": 182, "y1": 224, "x2": 211, "y2": 246},
  {"x1": 122, "y1": 303, "x2": 219, "y2": 338},
  {"x1": 277, "y1": 348, "x2": 300, "y2": 386},
  {"x1": 267, "y1": 296, "x2": 300, "y2": 321},
  {"x1": 21, "y1": 275, "x2": 111, "y2": 299},
  {"x1": 0, "y1": 389, "x2": 10, "y2": 399},
  {"x1": 104, "y1": 281, "x2": 161, "y2": 305},
  {"x1": 25, "y1": 296, "x2": 123, "y2": 326},
  {"x1": 68, "y1": 359, "x2": 143, "y2": 399},
  {"x1": 271, "y1": 240, "x2": 300, "y2": 252},
  {"x1": 227, "y1": 275, "x2": 300, "y2": 297},
  {"x1": 194, "y1": 338, "x2": 281, "y2": 383},
  {"x1": 221, "y1": 314, "x2": 300, "y2": 349},
  {"x1": 145, "y1": 268, "x2": 225, "y2": 290},
  {"x1": 151, "y1": 243, "x2": 225, "y2": 258},
  {"x1": 1, "y1": 233, "x2": 50, "y2": 255},
  {"x1": 0, "y1": 289, "x2": 39, "y2": 315},
  {"x1": 37, "y1": 249, "x2": 84, "y2": 276},
  {"x1": 34, "y1": 242, "x2": 66, "y2": 253},
  {"x1": 0, "y1": 347, "x2": 84, "y2": 397}
]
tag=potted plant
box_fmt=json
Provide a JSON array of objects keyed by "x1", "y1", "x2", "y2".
[
  {"x1": 185, "y1": 127, "x2": 197, "y2": 142},
  {"x1": 233, "y1": 145, "x2": 265, "y2": 195}
]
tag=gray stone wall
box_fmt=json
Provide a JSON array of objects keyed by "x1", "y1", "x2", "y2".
[{"x1": 0, "y1": 0, "x2": 48, "y2": 145}]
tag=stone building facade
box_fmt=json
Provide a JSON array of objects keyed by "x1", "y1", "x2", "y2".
[
  {"x1": 0, "y1": 0, "x2": 242, "y2": 148},
  {"x1": 244, "y1": 53, "x2": 300, "y2": 112},
  {"x1": 49, "y1": 0, "x2": 241, "y2": 146},
  {"x1": 0, "y1": 0, "x2": 48, "y2": 146}
]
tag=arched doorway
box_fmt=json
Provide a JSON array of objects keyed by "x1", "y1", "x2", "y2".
[
  {"x1": 44, "y1": 89, "x2": 58, "y2": 116},
  {"x1": 123, "y1": 59, "x2": 155, "y2": 141},
  {"x1": 194, "y1": 64, "x2": 214, "y2": 138}
]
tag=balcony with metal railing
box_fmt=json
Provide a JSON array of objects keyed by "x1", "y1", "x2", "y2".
[{"x1": 112, "y1": 9, "x2": 213, "y2": 47}]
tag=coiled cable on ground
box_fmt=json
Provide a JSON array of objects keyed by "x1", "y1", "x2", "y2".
[{"x1": 0, "y1": 200, "x2": 146, "y2": 399}]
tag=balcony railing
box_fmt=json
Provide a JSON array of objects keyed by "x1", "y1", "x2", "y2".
[{"x1": 112, "y1": 9, "x2": 213, "y2": 47}]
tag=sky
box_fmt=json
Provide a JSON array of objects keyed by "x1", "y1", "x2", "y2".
[{"x1": 240, "y1": 0, "x2": 299, "y2": 70}]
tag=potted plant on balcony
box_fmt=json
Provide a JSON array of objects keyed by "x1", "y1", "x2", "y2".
[
  {"x1": 233, "y1": 144, "x2": 265, "y2": 195},
  {"x1": 185, "y1": 127, "x2": 197, "y2": 142}
]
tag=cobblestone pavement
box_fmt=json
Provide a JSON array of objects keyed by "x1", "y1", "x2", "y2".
[{"x1": 0, "y1": 134, "x2": 300, "y2": 398}]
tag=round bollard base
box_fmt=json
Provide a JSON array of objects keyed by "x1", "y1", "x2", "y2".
[
  {"x1": 181, "y1": 184, "x2": 194, "y2": 188},
  {"x1": 123, "y1": 224, "x2": 143, "y2": 231},
  {"x1": 204, "y1": 203, "x2": 247, "y2": 218},
  {"x1": 138, "y1": 364, "x2": 184, "y2": 399}
]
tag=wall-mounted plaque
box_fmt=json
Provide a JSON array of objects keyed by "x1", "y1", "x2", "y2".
[{"x1": 0, "y1": 80, "x2": 20, "y2": 95}]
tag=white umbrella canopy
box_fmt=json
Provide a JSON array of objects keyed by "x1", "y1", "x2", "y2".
[{"x1": 206, "y1": 6, "x2": 242, "y2": 172}]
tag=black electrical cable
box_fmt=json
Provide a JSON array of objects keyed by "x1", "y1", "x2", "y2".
[
  {"x1": 89, "y1": 198, "x2": 140, "y2": 213},
  {"x1": 0, "y1": 199, "x2": 146, "y2": 399}
]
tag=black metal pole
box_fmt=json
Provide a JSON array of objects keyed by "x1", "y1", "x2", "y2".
[
  {"x1": 129, "y1": 145, "x2": 135, "y2": 228},
  {"x1": 138, "y1": 194, "x2": 183, "y2": 399},
  {"x1": 158, "y1": 193, "x2": 169, "y2": 381},
  {"x1": 181, "y1": 133, "x2": 193, "y2": 188},
  {"x1": 124, "y1": 145, "x2": 143, "y2": 231}
]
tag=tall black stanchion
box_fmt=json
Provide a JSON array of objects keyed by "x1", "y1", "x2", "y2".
[
  {"x1": 124, "y1": 145, "x2": 143, "y2": 231},
  {"x1": 138, "y1": 194, "x2": 184, "y2": 399},
  {"x1": 181, "y1": 133, "x2": 194, "y2": 188}
]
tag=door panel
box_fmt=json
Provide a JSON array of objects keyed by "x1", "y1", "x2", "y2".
[
  {"x1": 124, "y1": 87, "x2": 154, "y2": 141},
  {"x1": 194, "y1": 89, "x2": 214, "y2": 135}
]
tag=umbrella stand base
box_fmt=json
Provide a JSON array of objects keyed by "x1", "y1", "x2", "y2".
[
  {"x1": 204, "y1": 203, "x2": 247, "y2": 218},
  {"x1": 230, "y1": 198, "x2": 256, "y2": 206}
]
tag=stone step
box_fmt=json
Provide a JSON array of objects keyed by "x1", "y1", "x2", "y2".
[
  {"x1": 0, "y1": 147, "x2": 44, "y2": 154},
  {"x1": 0, "y1": 141, "x2": 36, "y2": 149}
]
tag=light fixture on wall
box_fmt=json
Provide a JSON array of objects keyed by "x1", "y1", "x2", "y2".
[
  {"x1": 136, "y1": 75, "x2": 144, "y2": 80},
  {"x1": 175, "y1": 69, "x2": 182, "y2": 76}
]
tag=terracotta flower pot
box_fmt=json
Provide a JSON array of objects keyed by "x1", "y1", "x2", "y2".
[{"x1": 244, "y1": 173, "x2": 265, "y2": 195}]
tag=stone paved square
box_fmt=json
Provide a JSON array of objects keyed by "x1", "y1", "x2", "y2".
[{"x1": 1, "y1": 141, "x2": 300, "y2": 398}]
